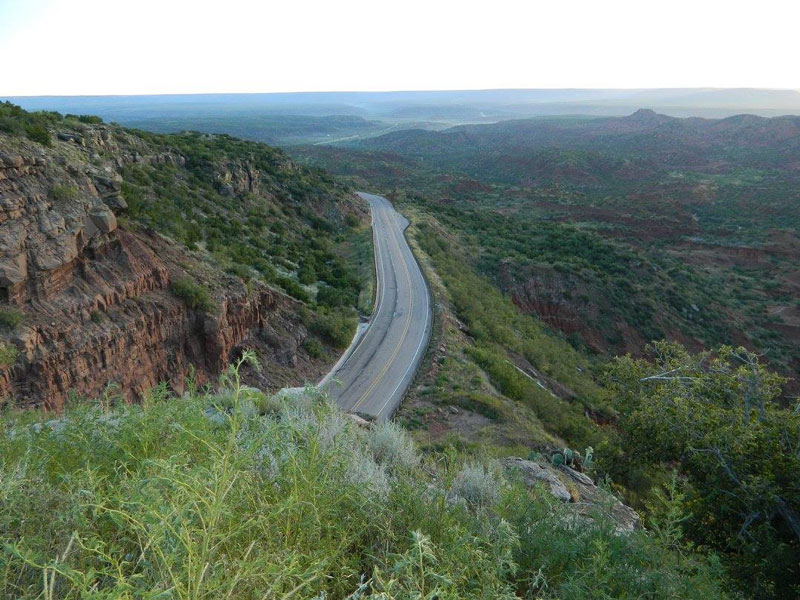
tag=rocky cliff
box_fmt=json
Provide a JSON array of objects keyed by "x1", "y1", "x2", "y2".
[{"x1": 0, "y1": 110, "x2": 364, "y2": 409}]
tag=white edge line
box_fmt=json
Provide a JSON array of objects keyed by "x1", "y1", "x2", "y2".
[
  {"x1": 350, "y1": 199, "x2": 410, "y2": 413},
  {"x1": 317, "y1": 194, "x2": 384, "y2": 389},
  {"x1": 374, "y1": 217, "x2": 432, "y2": 421}
]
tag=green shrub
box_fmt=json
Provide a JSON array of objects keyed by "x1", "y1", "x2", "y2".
[
  {"x1": 170, "y1": 276, "x2": 214, "y2": 312},
  {"x1": 273, "y1": 275, "x2": 309, "y2": 302},
  {"x1": 367, "y1": 420, "x2": 420, "y2": 472},
  {"x1": 309, "y1": 308, "x2": 356, "y2": 348},
  {"x1": 66, "y1": 114, "x2": 103, "y2": 124},
  {"x1": 303, "y1": 336, "x2": 323, "y2": 358},
  {"x1": 0, "y1": 307, "x2": 23, "y2": 331},
  {"x1": 24, "y1": 124, "x2": 51, "y2": 146},
  {"x1": 0, "y1": 343, "x2": 18, "y2": 367},
  {"x1": 297, "y1": 261, "x2": 317, "y2": 284},
  {"x1": 0, "y1": 116, "x2": 23, "y2": 135},
  {"x1": 50, "y1": 184, "x2": 78, "y2": 201},
  {"x1": 449, "y1": 461, "x2": 503, "y2": 508},
  {"x1": 607, "y1": 342, "x2": 800, "y2": 597},
  {"x1": 316, "y1": 284, "x2": 354, "y2": 308}
]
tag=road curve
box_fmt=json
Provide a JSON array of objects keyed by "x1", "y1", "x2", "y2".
[{"x1": 323, "y1": 192, "x2": 432, "y2": 421}]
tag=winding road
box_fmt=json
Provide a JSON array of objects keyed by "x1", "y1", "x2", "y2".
[{"x1": 321, "y1": 192, "x2": 432, "y2": 422}]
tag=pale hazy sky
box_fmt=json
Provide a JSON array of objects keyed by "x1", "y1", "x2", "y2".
[{"x1": 1, "y1": 0, "x2": 798, "y2": 96}]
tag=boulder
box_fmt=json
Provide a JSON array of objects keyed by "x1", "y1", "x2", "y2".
[
  {"x1": 38, "y1": 209, "x2": 66, "y2": 237},
  {"x1": 503, "y1": 456, "x2": 571, "y2": 501},
  {"x1": 103, "y1": 194, "x2": 128, "y2": 212},
  {"x1": 57, "y1": 132, "x2": 85, "y2": 145},
  {"x1": 0, "y1": 153, "x2": 23, "y2": 168},
  {"x1": 31, "y1": 233, "x2": 78, "y2": 271},
  {"x1": 502, "y1": 456, "x2": 642, "y2": 533},
  {"x1": 89, "y1": 205, "x2": 117, "y2": 234},
  {"x1": 346, "y1": 413, "x2": 372, "y2": 428}
]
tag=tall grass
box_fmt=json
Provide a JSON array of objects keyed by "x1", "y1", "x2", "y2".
[{"x1": 0, "y1": 355, "x2": 730, "y2": 598}]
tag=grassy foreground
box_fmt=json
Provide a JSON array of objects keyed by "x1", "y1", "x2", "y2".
[{"x1": 0, "y1": 354, "x2": 729, "y2": 599}]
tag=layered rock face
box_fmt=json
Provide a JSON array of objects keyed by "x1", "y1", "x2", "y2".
[
  {"x1": 0, "y1": 130, "x2": 322, "y2": 409},
  {"x1": 0, "y1": 150, "x2": 123, "y2": 304}
]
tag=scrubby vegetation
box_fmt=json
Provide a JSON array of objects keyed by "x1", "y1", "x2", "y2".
[
  {"x1": 399, "y1": 204, "x2": 797, "y2": 599},
  {"x1": 0, "y1": 102, "x2": 103, "y2": 141},
  {"x1": 0, "y1": 103, "x2": 376, "y2": 373},
  {"x1": 295, "y1": 112, "x2": 800, "y2": 382},
  {"x1": 170, "y1": 276, "x2": 214, "y2": 312},
  {"x1": 310, "y1": 307, "x2": 358, "y2": 349},
  {"x1": 0, "y1": 104, "x2": 372, "y2": 339},
  {"x1": 65, "y1": 114, "x2": 103, "y2": 124},
  {"x1": 0, "y1": 102, "x2": 58, "y2": 146},
  {"x1": 0, "y1": 306, "x2": 24, "y2": 331},
  {"x1": 4, "y1": 102, "x2": 796, "y2": 596},
  {"x1": 293, "y1": 111, "x2": 800, "y2": 597},
  {"x1": 0, "y1": 355, "x2": 731, "y2": 598},
  {"x1": 118, "y1": 129, "x2": 365, "y2": 313},
  {"x1": 397, "y1": 209, "x2": 611, "y2": 453},
  {"x1": 607, "y1": 342, "x2": 800, "y2": 598},
  {"x1": 0, "y1": 343, "x2": 18, "y2": 367}
]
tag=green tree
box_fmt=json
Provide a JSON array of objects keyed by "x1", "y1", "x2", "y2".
[{"x1": 607, "y1": 341, "x2": 800, "y2": 598}]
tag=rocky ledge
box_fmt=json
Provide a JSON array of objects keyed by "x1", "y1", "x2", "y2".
[{"x1": 502, "y1": 456, "x2": 642, "y2": 533}]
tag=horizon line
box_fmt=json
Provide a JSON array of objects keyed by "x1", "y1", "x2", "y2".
[{"x1": 3, "y1": 86, "x2": 800, "y2": 99}]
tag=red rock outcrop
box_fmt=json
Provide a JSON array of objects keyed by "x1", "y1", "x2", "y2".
[{"x1": 0, "y1": 132, "x2": 326, "y2": 409}]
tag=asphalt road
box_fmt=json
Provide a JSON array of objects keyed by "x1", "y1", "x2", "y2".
[{"x1": 322, "y1": 192, "x2": 432, "y2": 421}]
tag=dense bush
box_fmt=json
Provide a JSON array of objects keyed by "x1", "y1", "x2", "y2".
[
  {"x1": 271, "y1": 275, "x2": 309, "y2": 302},
  {"x1": 0, "y1": 343, "x2": 18, "y2": 367},
  {"x1": 607, "y1": 342, "x2": 800, "y2": 598},
  {"x1": 309, "y1": 307, "x2": 357, "y2": 349},
  {"x1": 0, "y1": 355, "x2": 730, "y2": 598},
  {"x1": 0, "y1": 307, "x2": 24, "y2": 331},
  {"x1": 49, "y1": 184, "x2": 78, "y2": 201},
  {"x1": 302, "y1": 336, "x2": 324, "y2": 358},
  {"x1": 24, "y1": 124, "x2": 51, "y2": 146},
  {"x1": 316, "y1": 283, "x2": 354, "y2": 307},
  {"x1": 170, "y1": 276, "x2": 214, "y2": 312},
  {"x1": 0, "y1": 102, "x2": 60, "y2": 144}
]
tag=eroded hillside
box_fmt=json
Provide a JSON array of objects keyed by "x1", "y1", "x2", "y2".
[
  {"x1": 0, "y1": 104, "x2": 370, "y2": 408},
  {"x1": 295, "y1": 111, "x2": 800, "y2": 391}
]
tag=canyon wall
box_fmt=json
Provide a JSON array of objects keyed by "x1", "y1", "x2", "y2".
[{"x1": 0, "y1": 128, "x2": 324, "y2": 409}]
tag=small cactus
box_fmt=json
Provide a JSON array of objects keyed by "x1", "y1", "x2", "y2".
[
  {"x1": 563, "y1": 448, "x2": 574, "y2": 465},
  {"x1": 584, "y1": 446, "x2": 594, "y2": 470},
  {"x1": 527, "y1": 450, "x2": 543, "y2": 462},
  {"x1": 551, "y1": 452, "x2": 565, "y2": 466}
]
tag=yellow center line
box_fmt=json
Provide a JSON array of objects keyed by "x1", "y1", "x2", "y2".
[{"x1": 351, "y1": 211, "x2": 414, "y2": 412}]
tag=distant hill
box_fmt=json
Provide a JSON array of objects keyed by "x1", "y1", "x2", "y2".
[
  {"x1": 297, "y1": 109, "x2": 800, "y2": 390},
  {"x1": 350, "y1": 110, "x2": 800, "y2": 176},
  {"x1": 4, "y1": 88, "x2": 800, "y2": 147}
]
